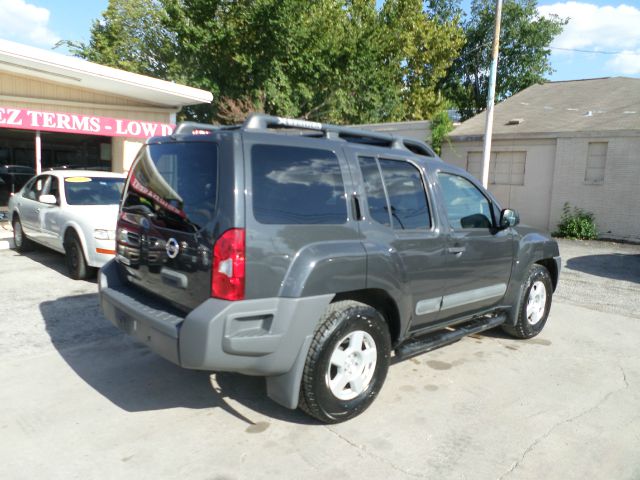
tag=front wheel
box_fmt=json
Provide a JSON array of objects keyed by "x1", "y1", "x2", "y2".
[
  {"x1": 299, "y1": 300, "x2": 391, "y2": 423},
  {"x1": 13, "y1": 217, "x2": 33, "y2": 252},
  {"x1": 502, "y1": 264, "x2": 553, "y2": 339},
  {"x1": 65, "y1": 233, "x2": 91, "y2": 280}
]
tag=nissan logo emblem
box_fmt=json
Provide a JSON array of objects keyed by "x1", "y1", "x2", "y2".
[{"x1": 166, "y1": 238, "x2": 180, "y2": 259}]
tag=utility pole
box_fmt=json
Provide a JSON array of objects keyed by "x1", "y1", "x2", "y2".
[{"x1": 481, "y1": 0, "x2": 503, "y2": 189}]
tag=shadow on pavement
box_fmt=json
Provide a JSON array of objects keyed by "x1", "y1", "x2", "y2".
[
  {"x1": 566, "y1": 253, "x2": 640, "y2": 283},
  {"x1": 40, "y1": 293, "x2": 315, "y2": 426},
  {"x1": 14, "y1": 243, "x2": 99, "y2": 282},
  {"x1": 17, "y1": 243, "x2": 71, "y2": 278}
]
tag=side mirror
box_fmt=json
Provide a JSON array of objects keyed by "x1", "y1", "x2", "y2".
[
  {"x1": 499, "y1": 208, "x2": 519, "y2": 229},
  {"x1": 39, "y1": 194, "x2": 57, "y2": 205}
]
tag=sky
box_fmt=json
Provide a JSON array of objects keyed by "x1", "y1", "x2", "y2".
[{"x1": 1, "y1": 0, "x2": 639, "y2": 82}]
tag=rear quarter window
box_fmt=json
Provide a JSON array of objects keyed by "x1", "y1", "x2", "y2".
[{"x1": 251, "y1": 144, "x2": 347, "y2": 225}]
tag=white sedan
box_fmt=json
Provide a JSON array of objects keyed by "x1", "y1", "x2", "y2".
[{"x1": 8, "y1": 170, "x2": 126, "y2": 279}]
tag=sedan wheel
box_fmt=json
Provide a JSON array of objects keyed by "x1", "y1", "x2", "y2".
[{"x1": 13, "y1": 218, "x2": 33, "y2": 252}]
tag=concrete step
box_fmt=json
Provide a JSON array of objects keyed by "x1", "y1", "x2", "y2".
[{"x1": 0, "y1": 222, "x2": 14, "y2": 250}]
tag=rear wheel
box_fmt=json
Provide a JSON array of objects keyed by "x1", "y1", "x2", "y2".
[
  {"x1": 12, "y1": 217, "x2": 33, "y2": 252},
  {"x1": 502, "y1": 264, "x2": 553, "y2": 339},
  {"x1": 65, "y1": 232, "x2": 91, "y2": 280},
  {"x1": 299, "y1": 300, "x2": 391, "y2": 423}
]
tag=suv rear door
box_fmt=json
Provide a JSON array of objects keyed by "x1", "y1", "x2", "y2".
[
  {"x1": 116, "y1": 138, "x2": 224, "y2": 311},
  {"x1": 347, "y1": 151, "x2": 449, "y2": 331}
]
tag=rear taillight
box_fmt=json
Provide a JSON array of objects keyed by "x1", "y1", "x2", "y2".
[{"x1": 212, "y1": 228, "x2": 245, "y2": 301}]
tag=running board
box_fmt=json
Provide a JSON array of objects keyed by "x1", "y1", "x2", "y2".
[{"x1": 396, "y1": 314, "x2": 507, "y2": 361}]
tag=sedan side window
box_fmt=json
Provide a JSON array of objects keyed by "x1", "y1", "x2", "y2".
[
  {"x1": 23, "y1": 176, "x2": 46, "y2": 201},
  {"x1": 437, "y1": 172, "x2": 493, "y2": 229},
  {"x1": 48, "y1": 177, "x2": 60, "y2": 203},
  {"x1": 40, "y1": 176, "x2": 60, "y2": 204}
]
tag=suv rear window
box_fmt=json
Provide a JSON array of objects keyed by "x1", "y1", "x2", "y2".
[
  {"x1": 251, "y1": 144, "x2": 347, "y2": 225},
  {"x1": 123, "y1": 142, "x2": 218, "y2": 231}
]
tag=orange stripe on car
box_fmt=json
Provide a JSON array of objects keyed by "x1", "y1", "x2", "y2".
[{"x1": 96, "y1": 248, "x2": 116, "y2": 255}]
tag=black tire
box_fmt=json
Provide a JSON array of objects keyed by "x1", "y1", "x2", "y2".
[
  {"x1": 64, "y1": 232, "x2": 91, "y2": 280},
  {"x1": 299, "y1": 300, "x2": 391, "y2": 424},
  {"x1": 502, "y1": 264, "x2": 553, "y2": 339},
  {"x1": 12, "y1": 216, "x2": 33, "y2": 252}
]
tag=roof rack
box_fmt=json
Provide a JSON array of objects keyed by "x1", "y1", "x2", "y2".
[
  {"x1": 172, "y1": 122, "x2": 238, "y2": 136},
  {"x1": 243, "y1": 114, "x2": 435, "y2": 157},
  {"x1": 172, "y1": 114, "x2": 436, "y2": 157}
]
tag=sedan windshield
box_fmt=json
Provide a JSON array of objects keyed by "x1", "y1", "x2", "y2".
[{"x1": 64, "y1": 177, "x2": 124, "y2": 205}]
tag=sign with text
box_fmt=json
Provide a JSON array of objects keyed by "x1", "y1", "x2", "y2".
[{"x1": 0, "y1": 106, "x2": 175, "y2": 138}]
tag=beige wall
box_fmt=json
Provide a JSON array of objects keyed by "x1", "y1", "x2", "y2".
[
  {"x1": 0, "y1": 73, "x2": 173, "y2": 122},
  {"x1": 111, "y1": 138, "x2": 144, "y2": 173},
  {"x1": 0, "y1": 71, "x2": 168, "y2": 113},
  {"x1": 441, "y1": 138, "x2": 557, "y2": 232},
  {"x1": 549, "y1": 136, "x2": 640, "y2": 241}
]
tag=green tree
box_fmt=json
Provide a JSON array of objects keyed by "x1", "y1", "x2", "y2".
[
  {"x1": 66, "y1": 0, "x2": 465, "y2": 125},
  {"x1": 444, "y1": 0, "x2": 566, "y2": 120},
  {"x1": 381, "y1": 0, "x2": 465, "y2": 121},
  {"x1": 62, "y1": 0, "x2": 177, "y2": 79}
]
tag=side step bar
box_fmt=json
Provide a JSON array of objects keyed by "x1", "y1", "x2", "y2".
[{"x1": 395, "y1": 313, "x2": 507, "y2": 361}]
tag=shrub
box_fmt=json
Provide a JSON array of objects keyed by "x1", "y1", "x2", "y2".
[
  {"x1": 430, "y1": 107, "x2": 454, "y2": 156},
  {"x1": 554, "y1": 203, "x2": 598, "y2": 240}
]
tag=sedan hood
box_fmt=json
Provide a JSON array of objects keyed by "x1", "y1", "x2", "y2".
[{"x1": 66, "y1": 204, "x2": 120, "y2": 230}]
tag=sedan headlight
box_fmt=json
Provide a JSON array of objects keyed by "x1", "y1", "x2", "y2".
[{"x1": 94, "y1": 229, "x2": 115, "y2": 240}]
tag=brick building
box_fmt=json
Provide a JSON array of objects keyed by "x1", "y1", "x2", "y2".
[{"x1": 441, "y1": 77, "x2": 640, "y2": 241}]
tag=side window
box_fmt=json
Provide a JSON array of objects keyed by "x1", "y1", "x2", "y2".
[
  {"x1": 251, "y1": 144, "x2": 347, "y2": 225},
  {"x1": 379, "y1": 159, "x2": 431, "y2": 230},
  {"x1": 437, "y1": 172, "x2": 493, "y2": 229},
  {"x1": 24, "y1": 176, "x2": 46, "y2": 201},
  {"x1": 48, "y1": 176, "x2": 60, "y2": 203},
  {"x1": 358, "y1": 156, "x2": 391, "y2": 227},
  {"x1": 21, "y1": 178, "x2": 37, "y2": 200}
]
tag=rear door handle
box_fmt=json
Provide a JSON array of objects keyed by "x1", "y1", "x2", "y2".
[{"x1": 447, "y1": 246, "x2": 466, "y2": 255}]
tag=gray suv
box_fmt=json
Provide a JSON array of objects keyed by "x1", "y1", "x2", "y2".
[{"x1": 99, "y1": 114, "x2": 560, "y2": 423}]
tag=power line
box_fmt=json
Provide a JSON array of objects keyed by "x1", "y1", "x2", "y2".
[{"x1": 551, "y1": 46, "x2": 640, "y2": 55}]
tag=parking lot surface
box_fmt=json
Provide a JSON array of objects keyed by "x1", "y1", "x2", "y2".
[{"x1": 1, "y1": 239, "x2": 639, "y2": 479}]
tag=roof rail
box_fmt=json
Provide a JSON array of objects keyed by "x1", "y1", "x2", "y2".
[{"x1": 242, "y1": 113, "x2": 435, "y2": 157}]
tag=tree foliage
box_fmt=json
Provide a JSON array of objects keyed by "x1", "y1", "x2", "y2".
[
  {"x1": 443, "y1": 0, "x2": 566, "y2": 120},
  {"x1": 62, "y1": 0, "x2": 177, "y2": 79},
  {"x1": 68, "y1": 0, "x2": 464, "y2": 124},
  {"x1": 66, "y1": 0, "x2": 564, "y2": 127}
]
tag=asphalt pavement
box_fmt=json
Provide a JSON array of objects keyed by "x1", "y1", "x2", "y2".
[{"x1": 0, "y1": 239, "x2": 639, "y2": 479}]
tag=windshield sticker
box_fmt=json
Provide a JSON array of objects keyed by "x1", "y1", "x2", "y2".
[{"x1": 65, "y1": 177, "x2": 92, "y2": 183}]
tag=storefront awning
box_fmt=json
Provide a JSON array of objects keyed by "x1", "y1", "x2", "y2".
[{"x1": 0, "y1": 39, "x2": 212, "y2": 108}]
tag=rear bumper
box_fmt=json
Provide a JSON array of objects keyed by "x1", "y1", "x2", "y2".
[{"x1": 98, "y1": 259, "x2": 332, "y2": 376}]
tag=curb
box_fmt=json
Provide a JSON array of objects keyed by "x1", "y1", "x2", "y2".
[
  {"x1": 0, "y1": 238, "x2": 14, "y2": 250},
  {"x1": 0, "y1": 223, "x2": 14, "y2": 250}
]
